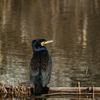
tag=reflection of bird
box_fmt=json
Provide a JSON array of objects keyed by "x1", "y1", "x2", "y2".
[{"x1": 29, "y1": 39, "x2": 53, "y2": 95}]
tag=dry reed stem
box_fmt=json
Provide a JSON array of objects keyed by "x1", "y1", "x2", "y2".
[
  {"x1": 1, "y1": 82, "x2": 7, "y2": 93},
  {"x1": 18, "y1": 80, "x2": 20, "y2": 94},
  {"x1": 78, "y1": 82, "x2": 81, "y2": 96},
  {"x1": 87, "y1": 96, "x2": 88, "y2": 99},
  {"x1": 93, "y1": 85, "x2": 94, "y2": 99},
  {"x1": 12, "y1": 81, "x2": 14, "y2": 94}
]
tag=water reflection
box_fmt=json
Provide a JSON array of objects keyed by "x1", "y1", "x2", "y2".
[
  {"x1": 0, "y1": 0, "x2": 100, "y2": 94},
  {"x1": 0, "y1": 96, "x2": 94, "y2": 100}
]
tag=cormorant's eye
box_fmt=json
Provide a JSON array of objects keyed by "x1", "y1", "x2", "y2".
[{"x1": 35, "y1": 42, "x2": 41, "y2": 48}]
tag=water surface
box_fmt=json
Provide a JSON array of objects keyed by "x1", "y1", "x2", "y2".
[{"x1": 0, "y1": 0, "x2": 100, "y2": 99}]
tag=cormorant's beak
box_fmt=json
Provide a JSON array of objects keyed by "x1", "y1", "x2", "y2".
[{"x1": 41, "y1": 40, "x2": 53, "y2": 46}]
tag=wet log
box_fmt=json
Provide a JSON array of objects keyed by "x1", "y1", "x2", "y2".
[
  {"x1": 49, "y1": 87, "x2": 93, "y2": 93},
  {"x1": 48, "y1": 87, "x2": 99, "y2": 94}
]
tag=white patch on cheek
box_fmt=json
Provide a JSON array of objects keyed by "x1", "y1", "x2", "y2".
[{"x1": 41, "y1": 42, "x2": 44, "y2": 46}]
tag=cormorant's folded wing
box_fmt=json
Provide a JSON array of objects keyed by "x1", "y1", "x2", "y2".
[
  {"x1": 41, "y1": 51, "x2": 52, "y2": 87},
  {"x1": 30, "y1": 53, "x2": 40, "y2": 84}
]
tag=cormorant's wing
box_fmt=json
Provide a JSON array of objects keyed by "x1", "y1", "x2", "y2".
[
  {"x1": 29, "y1": 53, "x2": 40, "y2": 84},
  {"x1": 41, "y1": 51, "x2": 52, "y2": 87}
]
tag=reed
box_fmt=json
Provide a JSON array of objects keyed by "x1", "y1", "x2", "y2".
[{"x1": 0, "y1": 81, "x2": 100, "y2": 99}]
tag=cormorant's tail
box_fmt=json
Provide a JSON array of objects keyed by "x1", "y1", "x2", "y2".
[
  {"x1": 35, "y1": 83, "x2": 49, "y2": 96},
  {"x1": 35, "y1": 82, "x2": 43, "y2": 96}
]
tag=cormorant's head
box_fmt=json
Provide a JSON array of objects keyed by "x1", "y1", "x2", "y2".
[{"x1": 32, "y1": 39, "x2": 53, "y2": 52}]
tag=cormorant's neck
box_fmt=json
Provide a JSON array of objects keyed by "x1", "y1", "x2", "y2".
[{"x1": 33, "y1": 46, "x2": 47, "y2": 52}]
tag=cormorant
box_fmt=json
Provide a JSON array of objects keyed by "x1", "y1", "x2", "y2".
[{"x1": 29, "y1": 39, "x2": 53, "y2": 95}]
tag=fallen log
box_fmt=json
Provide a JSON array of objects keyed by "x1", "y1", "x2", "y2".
[
  {"x1": 47, "y1": 87, "x2": 100, "y2": 94},
  {"x1": 49, "y1": 87, "x2": 96, "y2": 93}
]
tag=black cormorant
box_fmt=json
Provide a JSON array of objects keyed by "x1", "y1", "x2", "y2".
[{"x1": 29, "y1": 39, "x2": 53, "y2": 95}]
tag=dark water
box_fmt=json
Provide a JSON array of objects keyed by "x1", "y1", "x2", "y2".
[{"x1": 0, "y1": 0, "x2": 100, "y2": 99}]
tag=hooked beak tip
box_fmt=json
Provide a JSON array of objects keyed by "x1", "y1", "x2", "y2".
[{"x1": 41, "y1": 40, "x2": 53, "y2": 46}]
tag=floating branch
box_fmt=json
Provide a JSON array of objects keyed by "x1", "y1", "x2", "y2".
[{"x1": 48, "y1": 87, "x2": 95, "y2": 93}]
